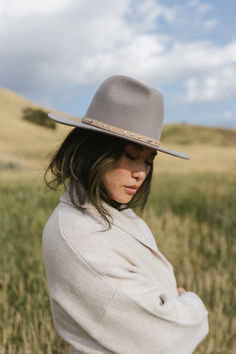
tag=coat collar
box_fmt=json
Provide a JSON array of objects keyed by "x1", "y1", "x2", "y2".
[
  {"x1": 60, "y1": 189, "x2": 173, "y2": 271},
  {"x1": 60, "y1": 189, "x2": 155, "y2": 250}
]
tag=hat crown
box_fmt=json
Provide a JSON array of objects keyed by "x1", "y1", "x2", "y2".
[{"x1": 85, "y1": 75, "x2": 164, "y2": 141}]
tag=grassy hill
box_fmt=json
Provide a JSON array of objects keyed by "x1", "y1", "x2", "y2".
[
  {"x1": 161, "y1": 123, "x2": 236, "y2": 146},
  {"x1": 0, "y1": 87, "x2": 70, "y2": 170},
  {"x1": 159, "y1": 124, "x2": 236, "y2": 175},
  {"x1": 0, "y1": 87, "x2": 235, "y2": 174}
]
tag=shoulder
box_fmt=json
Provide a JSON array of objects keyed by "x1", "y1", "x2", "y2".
[
  {"x1": 43, "y1": 198, "x2": 129, "y2": 259},
  {"x1": 42, "y1": 200, "x2": 112, "y2": 278},
  {"x1": 43, "y1": 199, "x2": 106, "y2": 245},
  {"x1": 42, "y1": 200, "x2": 139, "y2": 289}
]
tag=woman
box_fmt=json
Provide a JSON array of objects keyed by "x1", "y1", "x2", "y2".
[{"x1": 42, "y1": 75, "x2": 208, "y2": 354}]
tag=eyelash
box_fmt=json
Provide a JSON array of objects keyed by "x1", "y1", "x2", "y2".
[{"x1": 125, "y1": 152, "x2": 153, "y2": 166}]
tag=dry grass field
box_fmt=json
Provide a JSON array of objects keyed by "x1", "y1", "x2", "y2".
[{"x1": 0, "y1": 87, "x2": 235, "y2": 353}]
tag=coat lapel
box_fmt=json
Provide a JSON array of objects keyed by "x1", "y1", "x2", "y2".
[
  {"x1": 108, "y1": 206, "x2": 157, "y2": 251},
  {"x1": 60, "y1": 190, "x2": 172, "y2": 270},
  {"x1": 95, "y1": 200, "x2": 174, "y2": 272}
]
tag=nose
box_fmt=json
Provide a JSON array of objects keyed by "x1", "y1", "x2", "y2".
[{"x1": 131, "y1": 162, "x2": 147, "y2": 182}]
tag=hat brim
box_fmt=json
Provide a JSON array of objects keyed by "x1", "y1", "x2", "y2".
[{"x1": 48, "y1": 113, "x2": 190, "y2": 160}]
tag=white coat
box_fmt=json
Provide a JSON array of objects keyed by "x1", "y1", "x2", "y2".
[{"x1": 42, "y1": 190, "x2": 209, "y2": 354}]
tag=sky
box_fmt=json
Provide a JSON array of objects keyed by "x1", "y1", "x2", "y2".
[{"x1": 1, "y1": 0, "x2": 236, "y2": 128}]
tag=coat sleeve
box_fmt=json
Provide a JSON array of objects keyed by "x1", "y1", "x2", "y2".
[
  {"x1": 75, "y1": 220, "x2": 209, "y2": 354},
  {"x1": 90, "y1": 266, "x2": 209, "y2": 354}
]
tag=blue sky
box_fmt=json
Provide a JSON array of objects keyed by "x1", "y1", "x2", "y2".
[{"x1": 0, "y1": 0, "x2": 236, "y2": 128}]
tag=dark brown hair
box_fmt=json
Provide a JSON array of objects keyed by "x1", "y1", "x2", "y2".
[{"x1": 44, "y1": 128, "x2": 153, "y2": 227}]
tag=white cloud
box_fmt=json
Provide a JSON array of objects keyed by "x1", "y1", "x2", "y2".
[
  {"x1": 203, "y1": 18, "x2": 219, "y2": 30},
  {"x1": 186, "y1": 77, "x2": 218, "y2": 102},
  {"x1": 61, "y1": 36, "x2": 236, "y2": 107},
  {"x1": 67, "y1": 34, "x2": 168, "y2": 84},
  {"x1": 0, "y1": 0, "x2": 71, "y2": 16},
  {"x1": 185, "y1": 66, "x2": 236, "y2": 103},
  {"x1": 0, "y1": 0, "x2": 134, "y2": 93},
  {"x1": 0, "y1": 0, "x2": 235, "y2": 110},
  {"x1": 136, "y1": 0, "x2": 176, "y2": 27},
  {"x1": 0, "y1": 0, "x2": 173, "y2": 95},
  {"x1": 188, "y1": 0, "x2": 212, "y2": 14}
]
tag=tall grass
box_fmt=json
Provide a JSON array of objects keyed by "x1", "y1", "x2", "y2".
[
  {"x1": 0, "y1": 172, "x2": 235, "y2": 353},
  {"x1": 145, "y1": 173, "x2": 235, "y2": 353}
]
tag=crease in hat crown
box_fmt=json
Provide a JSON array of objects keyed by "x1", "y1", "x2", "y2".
[
  {"x1": 48, "y1": 75, "x2": 191, "y2": 160},
  {"x1": 85, "y1": 75, "x2": 164, "y2": 142}
]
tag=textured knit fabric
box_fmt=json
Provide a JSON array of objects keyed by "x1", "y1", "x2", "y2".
[{"x1": 42, "y1": 191, "x2": 209, "y2": 354}]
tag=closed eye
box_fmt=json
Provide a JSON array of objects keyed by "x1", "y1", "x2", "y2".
[
  {"x1": 125, "y1": 152, "x2": 153, "y2": 166},
  {"x1": 125, "y1": 152, "x2": 136, "y2": 160}
]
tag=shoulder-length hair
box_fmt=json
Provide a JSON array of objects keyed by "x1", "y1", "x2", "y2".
[{"x1": 44, "y1": 128, "x2": 153, "y2": 227}]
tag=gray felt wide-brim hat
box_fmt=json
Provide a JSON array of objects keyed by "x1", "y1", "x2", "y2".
[{"x1": 48, "y1": 75, "x2": 190, "y2": 160}]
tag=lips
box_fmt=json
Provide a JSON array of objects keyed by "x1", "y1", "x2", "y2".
[
  {"x1": 124, "y1": 185, "x2": 139, "y2": 195},
  {"x1": 127, "y1": 184, "x2": 139, "y2": 189}
]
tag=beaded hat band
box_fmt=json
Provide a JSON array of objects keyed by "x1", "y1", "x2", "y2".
[{"x1": 82, "y1": 117, "x2": 160, "y2": 148}]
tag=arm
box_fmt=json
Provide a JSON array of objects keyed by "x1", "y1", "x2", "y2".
[{"x1": 92, "y1": 271, "x2": 209, "y2": 354}]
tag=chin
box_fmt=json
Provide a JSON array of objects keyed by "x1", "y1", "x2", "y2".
[
  {"x1": 117, "y1": 197, "x2": 133, "y2": 204},
  {"x1": 111, "y1": 195, "x2": 131, "y2": 204}
]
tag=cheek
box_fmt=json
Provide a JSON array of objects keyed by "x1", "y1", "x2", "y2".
[
  {"x1": 103, "y1": 156, "x2": 133, "y2": 196},
  {"x1": 103, "y1": 168, "x2": 128, "y2": 189},
  {"x1": 103, "y1": 171, "x2": 114, "y2": 191}
]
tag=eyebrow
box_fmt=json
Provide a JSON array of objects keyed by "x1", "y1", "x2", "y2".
[{"x1": 128, "y1": 143, "x2": 157, "y2": 156}]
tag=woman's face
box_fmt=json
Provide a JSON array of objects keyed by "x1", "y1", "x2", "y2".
[{"x1": 103, "y1": 143, "x2": 157, "y2": 204}]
